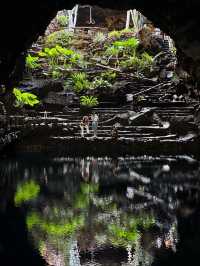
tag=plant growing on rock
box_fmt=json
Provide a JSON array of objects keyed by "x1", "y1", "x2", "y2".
[
  {"x1": 13, "y1": 88, "x2": 40, "y2": 108},
  {"x1": 45, "y1": 30, "x2": 73, "y2": 48},
  {"x1": 51, "y1": 69, "x2": 63, "y2": 79},
  {"x1": 101, "y1": 71, "x2": 117, "y2": 83},
  {"x1": 139, "y1": 52, "x2": 153, "y2": 71},
  {"x1": 39, "y1": 47, "x2": 60, "y2": 68},
  {"x1": 108, "y1": 30, "x2": 122, "y2": 40},
  {"x1": 57, "y1": 15, "x2": 69, "y2": 27},
  {"x1": 80, "y1": 95, "x2": 99, "y2": 107},
  {"x1": 104, "y1": 46, "x2": 120, "y2": 66},
  {"x1": 120, "y1": 56, "x2": 141, "y2": 70},
  {"x1": 39, "y1": 45, "x2": 86, "y2": 71},
  {"x1": 71, "y1": 72, "x2": 90, "y2": 93},
  {"x1": 113, "y1": 37, "x2": 139, "y2": 57},
  {"x1": 92, "y1": 77, "x2": 112, "y2": 89},
  {"x1": 26, "y1": 54, "x2": 41, "y2": 73},
  {"x1": 94, "y1": 32, "x2": 107, "y2": 44}
]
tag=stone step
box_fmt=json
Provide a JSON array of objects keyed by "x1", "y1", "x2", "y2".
[
  {"x1": 49, "y1": 134, "x2": 177, "y2": 141},
  {"x1": 156, "y1": 112, "x2": 193, "y2": 116},
  {"x1": 74, "y1": 133, "x2": 153, "y2": 137}
]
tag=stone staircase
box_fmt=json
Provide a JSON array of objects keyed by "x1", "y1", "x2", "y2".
[
  {"x1": 41, "y1": 96, "x2": 197, "y2": 142},
  {"x1": 46, "y1": 106, "x2": 173, "y2": 141}
]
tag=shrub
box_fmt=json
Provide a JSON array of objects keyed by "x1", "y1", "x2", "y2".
[
  {"x1": 113, "y1": 37, "x2": 139, "y2": 56},
  {"x1": 52, "y1": 69, "x2": 63, "y2": 79},
  {"x1": 94, "y1": 32, "x2": 106, "y2": 44},
  {"x1": 39, "y1": 45, "x2": 85, "y2": 69},
  {"x1": 120, "y1": 56, "x2": 141, "y2": 69},
  {"x1": 105, "y1": 46, "x2": 120, "y2": 57},
  {"x1": 26, "y1": 54, "x2": 40, "y2": 70},
  {"x1": 108, "y1": 30, "x2": 122, "y2": 40},
  {"x1": 57, "y1": 15, "x2": 69, "y2": 27},
  {"x1": 71, "y1": 72, "x2": 90, "y2": 93},
  {"x1": 80, "y1": 96, "x2": 99, "y2": 107},
  {"x1": 13, "y1": 88, "x2": 40, "y2": 107},
  {"x1": 45, "y1": 30, "x2": 73, "y2": 48},
  {"x1": 101, "y1": 71, "x2": 117, "y2": 83},
  {"x1": 120, "y1": 28, "x2": 135, "y2": 36},
  {"x1": 139, "y1": 52, "x2": 153, "y2": 71},
  {"x1": 92, "y1": 77, "x2": 112, "y2": 89}
]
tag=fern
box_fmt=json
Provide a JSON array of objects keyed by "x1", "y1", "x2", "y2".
[
  {"x1": 71, "y1": 72, "x2": 90, "y2": 93},
  {"x1": 80, "y1": 96, "x2": 99, "y2": 107}
]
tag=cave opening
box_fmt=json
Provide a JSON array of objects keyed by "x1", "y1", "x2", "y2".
[
  {"x1": 18, "y1": 4, "x2": 181, "y2": 113},
  {"x1": 1, "y1": 2, "x2": 200, "y2": 266}
]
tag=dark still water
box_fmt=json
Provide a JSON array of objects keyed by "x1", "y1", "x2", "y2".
[{"x1": 0, "y1": 155, "x2": 200, "y2": 266}]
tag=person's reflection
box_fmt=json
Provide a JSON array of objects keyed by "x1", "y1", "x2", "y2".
[
  {"x1": 91, "y1": 158, "x2": 99, "y2": 184},
  {"x1": 111, "y1": 158, "x2": 120, "y2": 176},
  {"x1": 43, "y1": 167, "x2": 48, "y2": 184},
  {"x1": 80, "y1": 158, "x2": 100, "y2": 184},
  {"x1": 81, "y1": 159, "x2": 90, "y2": 182}
]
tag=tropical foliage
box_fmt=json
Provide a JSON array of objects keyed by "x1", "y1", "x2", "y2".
[
  {"x1": 71, "y1": 72, "x2": 90, "y2": 93},
  {"x1": 80, "y1": 95, "x2": 99, "y2": 107},
  {"x1": 45, "y1": 30, "x2": 73, "y2": 48},
  {"x1": 26, "y1": 54, "x2": 41, "y2": 70},
  {"x1": 56, "y1": 15, "x2": 68, "y2": 27},
  {"x1": 15, "y1": 180, "x2": 40, "y2": 206},
  {"x1": 13, "y1": 88, "x2": 40, "y2": 107}
]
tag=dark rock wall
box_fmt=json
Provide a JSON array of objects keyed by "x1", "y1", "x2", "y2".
[{"x1": 1, "y1": 0, "x2": 200, "y2": 86}]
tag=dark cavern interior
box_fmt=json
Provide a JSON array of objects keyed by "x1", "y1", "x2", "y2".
[{"x1": 1, "y1": 1, "x2": 200, "y2": 266}]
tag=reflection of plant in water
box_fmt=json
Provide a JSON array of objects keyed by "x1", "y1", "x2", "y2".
[
  {"x1": 14, "y1": 180, "x2": 40, "y2": 205},
  {"x1": 27, "y1": 212, "x2": 85, "y2": 236},
  {"x1": 24, "y1": 178, "x2": 157, "y2": 266},
  {"x1": 97, "y1": 212, "x2": 155, "y2": 248},
  {"x1": 27, "y1": 183, "x2": 99, "y2": 236},
  {"x1": 95, "y1": 208, "x2": 155, "y2": 247},
  {"x1": 74, "y1": 183, "x2": 99, "y2": 209},
  {"x1": 108, "y1": 223, "x2": 140, "y2": 247}
]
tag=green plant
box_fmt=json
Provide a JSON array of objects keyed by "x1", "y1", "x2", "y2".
[
  {"x1": 13, "y1": 88, "x2": 40, "y2": 107},
  {"x1": 108, "y1": 224, "x2": 140, "y2": 247},
  {"x1": 42, "y1": 47, "x2": 60, "y2": 67},
  {"x1": 57, "y1": 15, "x2": 69, "y2": 27},
  {"x1": 108, "y1": 30, "x2": 122, "y2": 39},
  {"x1": 94, "y1": 32, "x2": 106, "y2": 44},
  {"x1": 80, "y1": 95, "x2": 99, "y2": 107},
  {"x1": 138, "y1": 52, "x2": 153, "y2": 71},
  {"x1": 105, "y1": 46, "x2": 120, "y2": 58},
  {"x1": 120, "y1": 28, "x2": 135, "y2": 35},
  {"x1": 101, "y1": 71, "x2": 117, "y2": 82},
  {"x1": 26, "y1": 54, "x2": 40, "y2": 71},
  {"x1": 15, "y1": 180, "x2": 40, "y2": 206},
  {"x1": 71, "y1": 72, "x2": 90, "y2": 93},
  {"x1": 52, "y1": 69, "x2": 62, "y2": 79},
  {"x1": 104, "y1": 46, "x2": 120, "y2": 66},
  {"x1": 92, "y1": 77, "x2": 112, "y2": 89},
  {"x1": 27, "y1": 212, "x2": 85, "y2": 236},
  {"x1": 120, "y1": 56, "x2": 141, "y2": 69},
  {"x1": 39, "y1": 46, "x2": 85, "y2": 69},
  {"x1": 45, "y1": 30, "x2": 73, "y2": 48},
  {"x1": 113, "y1": 37, "x2": 139, "y2": 56}
]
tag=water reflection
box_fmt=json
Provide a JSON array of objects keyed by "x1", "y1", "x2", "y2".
[{"x1": 0, "y1": 155, "x2": 200, "y2": 266}]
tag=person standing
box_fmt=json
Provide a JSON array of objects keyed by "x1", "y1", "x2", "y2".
[
  {"x1": 83, "y1": 115, "x2": 90, "y2": 134},
  {"x1": 91, "y1": 112, "x2": 99, "y2": 138},
  {"x1": 80, "y1": 115, "x2": 90, "y2": 137}
]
